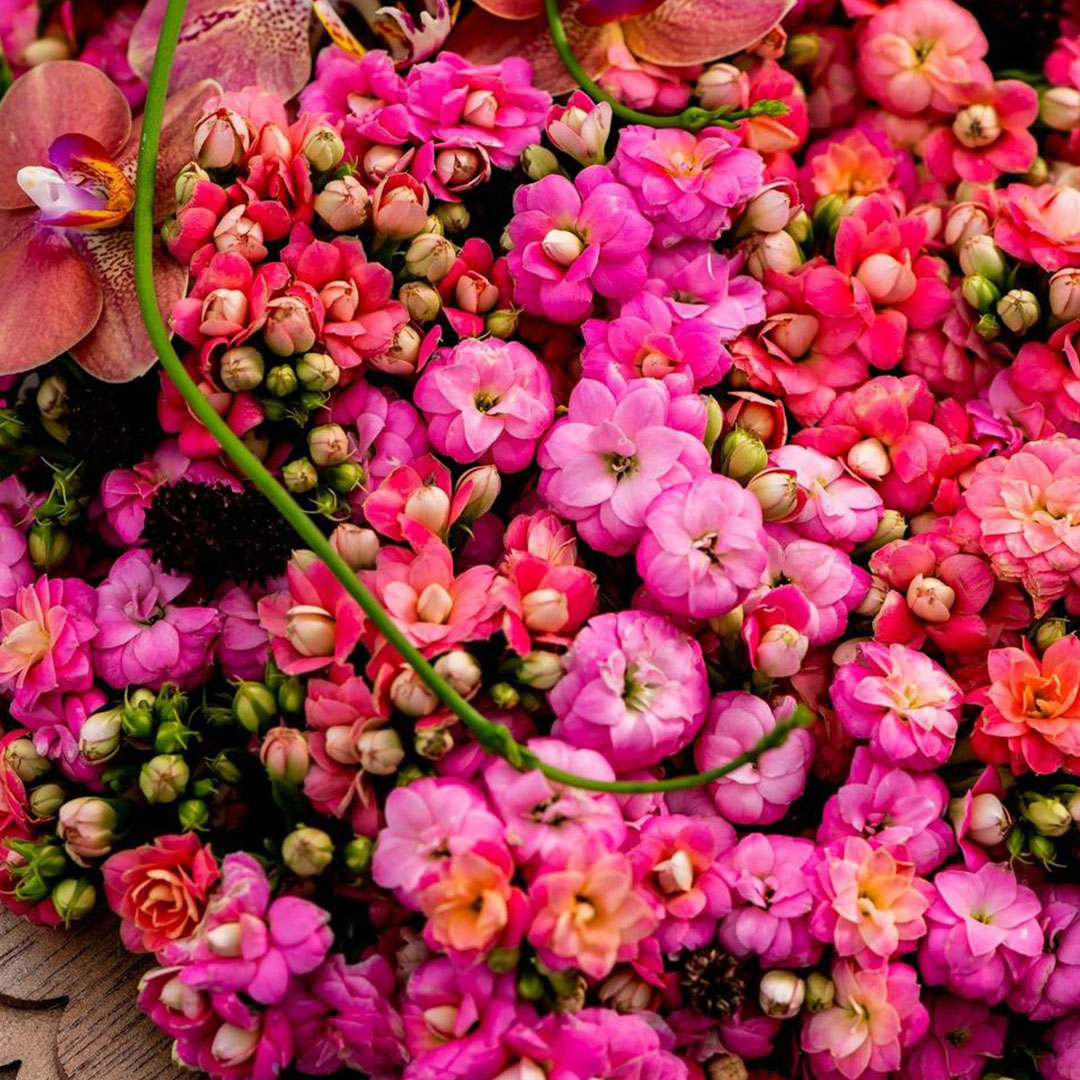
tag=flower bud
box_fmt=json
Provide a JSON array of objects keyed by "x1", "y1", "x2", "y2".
[
  {"x1": 1035, "y1": 617, "x2": 1070, "y2": 651},
  {"x1": 759, "y1": 969, "x2": 806, "y2": 1019},
  {"x1": 357, "y1": 727, "x2": 406, "y2": 775},
  {"x1": 696, "y1": 63, "x2": 747, "y2": 111},
  {"x1": 962, "y1": 273, "x2": 1000, "y2": 313},
  {"x1": 805, "y1": 972, "x2": 835, "y2": 1012},
  {"x1": 487, "y1": 946, "x2": 522, "y2": 975},
  {"x1": 373, "y1": 173, "x2": 430, "y2": 240},
  {"x1": 51, "y1": 878, "x2": 96, "y2": 922},
  {"x1": 434, "y1": 202, "x2": 471, "y2": 234},
  {"x1": 193, "y1": 108, "x2": 251, "y2": 169},
  {"x1": 958, "y1": 792, "x2": 1011, "y2": 846},
  {"x1": 232, "y1": 681, "x2": 278, "y2": 733},
  {"x1": 330, "y1": 524, "x2": 379, "y2": 572},
  {"x1": 521, "y1": 145, "x2": 562, "y2": 181},
  {"x1": 416, "y1": 582, "x2": 454, "y2": 624},
  {"x1": 738, "y1": 183, "x2": 797, "y2": 236},
  {"x1": 706, "y1": 1055, "x2": 748, "y2": 1080},
  {"x1": 57, "y1": 797, "x2": 120, "y2": 864},
  {"x1": 1021, "y1": 792, "x2": 1072, "y2": 837},
  {"x1": 405, "y1": 234, "x2": 457, "y2": 282},
  {"x1": 174, "y1": 161, "x2": 209, "y2": 205},
  {"x1": 283, "y1": 826, "x2": 334, "y2": 876},
  {"x1": 405, "y1": 484, "x2": 452, "y2": 535},
  {"x1": 266, "y1": 363, "x2": 298, "y2": 398},
  {"x1": 259, "y1": 726, "x2": 310, "y2": 783},
  {"x1": 283, "y1": 458, "x2": 319, "y2": 493},
  {"x1": 718, "y1": 429, "x2": 768, "y2": 483},
  {"x1": 1041, "y1": 86, "x2": 1080, "y2": 131},
  {"x1": 433, "y1": 650, "x2": 483, "y2": 699},
  {"x1": 30, "y1": 783, "x2": 65, "y2": 819},
  {"x1": 996, "y1": 289, "x2": 1040, "y2": 334},
  {"x1": 295, "y1": 352, "x2": 340, "y2": 392},
  {"x1": 456, "y1": 465, "x2": 501, "y2": 526},
  {"x1": 208, "y1": 750, "x2": 243, "y2": 784},
  {"x1": 1031, "y1": 833, "x2": 1059, "y2": 866},
  {"x1": 976, "y1": 311, "x2": 1001, "y2": 341},
  {"x1": 285, "y1": 604, "x2": 336, "y2": 659},
  {"x1": 264, "y1": 297, "x2": 317, "y2": 357},
  {"x1": 399, "y1": 281, "x2": 442, "y2": 323},
  {"x1": 376, "y1": 324, "x2": 422, "y2": 375},
  {"x1": 178, "y1": 799, "x2": 210, "y2": 831},
  {"x1": 517, "y1": 650, "x2": 565, "y2": 690},
  {"x1": 856, "y1": 509, "x2": 907, "y2": 554},
  {"x1": 362, "y1": 143, "x2": 406, "y2": 182},
  {"x1": 315, "y1": 175, "x2": 371, "y2": 231},
  {"x1": 1050, "y1": 268, "x2": 1080, "y2": 320},
  {"x1": 122, "y1": 688, "x2": 156, "y2": 740},
  {"x1": 959, "y1": 235, "x2": 1006, "y2": 284},
  {"x1": 303, "y1": 125, "x2": 346, "y2": 171},
  {"x1": 745, "y1": 230, "x2": 802, "y2": 278},
  {"x1": 754, "y1": 624, "x2": 809, "y2": 678},
  {"x1": 37, "y1": 373, "x2": 68, "y2": 422},
  {"x1": 213, "y1": 205, "x2": 266, "y2": 262},
  {"x1": 905, "y1": 574, "x2": 956, "y2": 623},
  {"x1": 491, "y1": 682, "x2": 521, "y2": 709},
  {"x1": 546, "y1": 96, "x2": 612, "y2": 166},
  {"x1": 855, "y1": 575, "x2": 889, "y2": 617},
  {"x1": 308, "y1": 423, "x2": 350, "y2": 468},
  {"x1": 7, "y1": 738, "x2": 48, "y2": 783},
  {"x1": 140, "y1": 755, "x2": 190, "y2": 804},
  {"x1": 390, "y1": 668, "x2": 439, "y2": 717},
  {"x1": 541, "y1": 228, "x2": 585, "y2": 267},
  {"x1": 856, "y1": 252, "x2": 916, "y2": 305},
  {"x1": 521, "y1": 588, "x2": 569, "y2": 633},
  {"x1": 344, "y1": 835, "x2": 374, "y2": 874},
  {"x1": 219, "y1": 346, "x2": 265, "y2": 391},
  {"x1": 846, "y1": 437, "x2": 891, "y2": 481},
  {"x1": 78, "y1": 708, "x2": 124, "y2": 762},
  {"x1": 28, "y1": 522, "x2": 71, "y2": 568},
  {"x1": 747, "y1": 468, "x2": 803, "y2": 522},
  {"x1": 786, "y1": 31, "x2": 820, "y2": 65},
  {"x1": 701, "y1": 396, "x2": 725, "y2": 454},
  {"x1": 415, "y1": 723, "x2": 455, "y2": 760},
  {"x1": 944, "y1": 202, "x2": 991, "y2": 248},
  {"x1": 952, "y1": 103, "x2": 1001, "y2": 149}
]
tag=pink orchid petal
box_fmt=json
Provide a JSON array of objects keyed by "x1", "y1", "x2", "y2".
[
  {"x1": 623, "y1": 0, "x2": 795, "y2": 66},
  {"x1": 68, "y1": 231, "x2": 188, "y2": 383},
  {"x1": 0, "y1": 61, "x2": 131, "y2": 210},
  {"x1": 129, "y1": 0, "x2": 312, "y2": 102},
  {"x1": 0, "y1": 209, "x2": 103, "y2": 372},
  {"x1": 471, "y1": 0, "x2": 544, "y2": 19}
]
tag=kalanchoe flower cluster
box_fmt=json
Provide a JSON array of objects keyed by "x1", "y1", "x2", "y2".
[{"x1": 11, "y1": 1, "x2": 1080, "y2": 1078}]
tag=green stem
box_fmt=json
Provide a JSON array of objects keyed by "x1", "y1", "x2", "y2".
[
  {"x1": 133, "y1": 0, "x2": 808, "y2": 794},
  {"x1": 542, "y1": 0, "x2": 788, "y2": 132}
]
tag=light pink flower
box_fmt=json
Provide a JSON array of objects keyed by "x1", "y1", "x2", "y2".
[
  {"x1": 695, "y1": 692, "x2": 814, "y2": 825},
  {"x1": 549, "y1": 611, "x2": 709, "y2": 770},
  {"x1": 995, "y1": 184, "x2": 1080, "y2": 271},
  {"x1": 413, "y1": 339, "x2": 554, "y2": 472}
]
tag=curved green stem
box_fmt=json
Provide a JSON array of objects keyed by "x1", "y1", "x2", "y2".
[
  {"x1": 133, "y1": 0, "x2": 809, "y2": 794},
  {"x1": 542, "y1": 0, "x2": 788, "y2": 132}
]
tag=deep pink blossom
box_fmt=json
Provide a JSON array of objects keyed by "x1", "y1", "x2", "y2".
[
  {"x1": 900, "y1": 994, "x2": 1007, "y2": 1080},
  {"x1": 1008, "y1": 885, "x2": 1080, "y2": 1021},
  {"x1": 995, "y1": 185, "x2": 1080, "y2": 271}
]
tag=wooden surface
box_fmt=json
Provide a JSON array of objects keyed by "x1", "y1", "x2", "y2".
[{"x1": 0, "y1": 908, "x2": 187, "y2": 1080}]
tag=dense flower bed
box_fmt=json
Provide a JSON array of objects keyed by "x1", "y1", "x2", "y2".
[{"x1": 4, "y1": 0, "x2": 1080, "y2": 1078}]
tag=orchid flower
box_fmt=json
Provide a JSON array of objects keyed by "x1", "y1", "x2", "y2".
[
  {"x1": 449, "y1": 0, "x2": 796, "y2": 93},
  {"x1": 0, "y1": 61, "x2": 217, "y2": 380}
]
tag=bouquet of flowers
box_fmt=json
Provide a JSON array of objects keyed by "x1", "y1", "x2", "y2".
[{"x1": 5, "y1": 0, "x2": 1080, "y2": 1077}]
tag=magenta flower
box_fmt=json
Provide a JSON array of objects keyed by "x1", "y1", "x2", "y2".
[
  {"x1": 9, "y1": 687, "x2": 107, "y2": 786},
  {"x1": 549, "y1": 611, "x2": 708, "y2": 771},
  {"x1": 918, "y1": 863, "x2": 1043, "y2": 1004},
  {"x1": 0, "y1": 61, "x2": 215, "y2": 379},
  {"x1": 173, "y1": 852, "x2": 333, "y2": 1005},
  {"x1": 611, "y1": 124, "x2": 764, "y2": 249},
  {"x1": 802, "y1": 960, "x2": 928, "y2": 1080},
  {"x1": 1045, "y1": 1013, "x2": 1080, "y2": 1080},
  {"x1": 695, "y1": 692, "x2": 814, "y2": 825},
  {"x1": 832, "y1": 642, "x2": 963, "y2": 770},
  {"x1": 538, "y1": 378, "x2": 710, "y2": 556},
  {"x1": 0, "y1": 507, "x2": 32, "y2": 611},
  {"x1": 506, "y1": 166, "x2": 653, "y2": 324},
  {"x1": 900, "y1": 994, "x2": 1007, "y2": 1080},
  {"x1": 298, "y1": 47, "x2": 407, "y2": 129},
  {"x1": 215, "y1": 584, "x2": 270, "y2": 683},
  {"x1": 93, "y1": 551, "x2": 219, "y2": 691},
  {"x1": 414, "y1": 339, "x2": 554, "y2": 472},
  {"x1": 718, "y1": 833, "x2": 821, "y2": 969},
  {"x1": 0, "y1": 576, "x2": 97, "y2": 707},
  {"x1": 1007, "y1": 885, "x2": 1080, "y2": 1021}
]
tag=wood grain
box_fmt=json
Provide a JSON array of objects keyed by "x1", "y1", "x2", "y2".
[{"x1": 0, "y1": 908, "x2": 186, "y2": 1080}]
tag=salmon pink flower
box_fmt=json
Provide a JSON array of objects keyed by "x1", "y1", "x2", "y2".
[
  {"x1": 499, "y1": 551, "x2": 597, "y2": 654},
  {"x1": 803, "y1": 126, "x2": 910, "y2": 202},
  {"x1": 918, "y1": 862, "x2": 1042, "y2": 1004},
  {"x1": 995, "y1": 184, "x2": 1080, "y2": 271},
  {"x1": 0, "y1": 62, "x2": 216, "y2": 379},
  {"x1": 528, "y1": 838, "x2": 659, "y2": 980},
  {"x1": 802, "y1": 960, "x2": 928, "y2": 1080},
  {"x1": 833, "y1": 642, "x2": 962, "y2": 770}
]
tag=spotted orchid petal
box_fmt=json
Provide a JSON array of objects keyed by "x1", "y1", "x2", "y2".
[
  {"x1": 622, "y1": 0, "x2": 796, "y2": 66},
  {"x1": 313, "y1": 0, "x2": 369, "y2": 59},
  {"x1": 129, "y1": 0, "x2": 313, "y2": 102},
  {"x1": 0, "y1": 61, "x2": 131, "y2": 211},
  {"x1": 0, "y1": 208, "x2": 103, "y2": 374}
]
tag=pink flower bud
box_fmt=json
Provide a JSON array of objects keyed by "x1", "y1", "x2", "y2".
[
  {"x1": 390, "y1": 668, "x2": 439, "y2": 716},
  {"x1": 959, "y1": 234, "x2": 1006, "y2": 282},
  {"x1": 598, "y1": 968, "x2": 659, "y2": 1013},
  {"x1": 400, "y1": 282, "x2": 442, "y2": 323},
  {"x1": 546, "y1": 93, "x2": 612, "y2": 166},
  {"x1": 433, "y1": 650, "x2": 483, "y2": 699},
  {"x1": 766, "y1": 312, "x2": 819, "y2": 359},
  {"x1": 462, "y1": 89, "x2": 499, "y2": 129},
  {"x1": 754, "y1": 624, "x2": 809, "y2": 678},
  {"x1": 739, "y1": 181, "x2": 798, "y2": 235},
  {"x1": 695, "y1": 63, "x2": 749, "y2": 111},
  {"x1": 952, "y1": 103, "x2": 1001, "y2": 149},
  {"x1": 846, "y1": 437, "x2": 891, "y2": 481},
  {"x1": 320, "y1": 278, "x2": 360, "y2": 322},
  {"x1": 856, "y1": 574, "x2": 889, "y2": 616},
  {"x1": 454, "y1": 271, "x2": 500, "y2": 315},
  {"x1": 355, "y1": 728, "x2": 405, "y2": 775},
  {"x1": 653, "y1": 848, "x2": 695, "y2": 894},
  {"x1": 259, "y1": 726, "x2": 310, "y2": 783},
  {"x1": 302, "y1": 125, "x2": 346, "y2": 171},
  {"x1": 254, "y1": 122, "x2": 292, "y2": 161},
  {"x1": 944, "y1": 202, "x2": 992, "y2": 248},
  {"x1": 405, "y1": 234, "x2": 457, "y2": 281},
  {"x1": 211, "y1": 1024, "x2": 260, "y2": 1069},
  {"x1": 1041, "y1": 86, "x2": 1080, "y2": 131},
  {"x1": 745, "y1": 230, "x2": 802, "y2": 279},
  {"x1": 200, "y1": 288, "x2": 248, "y2": 337},
  {"x1": 521, "y1": 588, "x2": 570, "y2": 633},
  {"x1": 433, "y1": 145, "x2": 491, "y2": 195},
  {"x1": 372, "y1": 174, "x2": 430, "y2": 240},
  {"x1": 457, "y1": 465, "x2": 501, "y2": 524},
  {"x1": 905, "y1": 573, "x2": 956, "y2": 623},
  {"x1": 856, "y1": 253, "x2": 916, "y2": 305},
  {"x1": 1050, "y1": 268, "x2": 1080, "y2": 319},
  {"x1": 214, "y1": 204, "x2": 267, "y2": 262},
  {"x1": 404, "y1": 484, "x2": 452, "y2": 535},
  {"x1": 362, "y1": 143, "x2": 408, "y2": 183},
  {"x1": 194, "y1": 108, "x2": 251, "y2": 169},
  {"x1": 541, "y1": 228, "x2": 585, "y2": 267},
  {"x1": 308, "y1": 423, "x2": 350, "y2": 467},
  {"x1": 372, "y1": 324, "x2": 422, "y2": 376},
  {"x1": 285, "y1": 604, "x2": 336, "y2": 658},
  {"x1": 264, "y1": 297, "x2": 317, "y2": 356},
  {"x1": 57, "y1": 797, "x2": 119, "y2": 865},
  {"x1": 956, "y1": 792, "x2": 1011, "y2": 846},
  {"x1": 759, "y1": 970, "x2": 806, "y2": 1019},
  {"x1": 331, "y1": 524, "x2": 380, "y2": 570},
  {"x1": 314, "y1": 175, "x2": 371, "y2": 231},
  {"x1": 747, "y1": 468, "x2": 804, "y2": 522}
]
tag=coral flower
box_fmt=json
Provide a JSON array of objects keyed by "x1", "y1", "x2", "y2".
[{"x1": 995, "y1": 184, "x2": 1080, "y2": 271}]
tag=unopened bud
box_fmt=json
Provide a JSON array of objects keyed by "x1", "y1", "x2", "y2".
[
  {"x1": 283, "y1": 458, "x2": 319, "y2": 493},
  {"x1": 283, "y1": 826, "x2": 334, "y2": 876},
  {"x1": 7, "y1": 738, "x2": 48, "y2": 783},
  {"x1": 139, "y1": 755, "x2": 190, "y2": 804},
  {"x1": 28, "y1": 522, "x2": 71, "y2": 568},
  {"x1": 805, "y1": 972, "x2": 835, "y2": 1012},
  {"x1": 996, "y1": 289, "x2": 1040, "y2": 334},
  {"x1": 308, "y1": 423, "x2": 350, "y2": 468},
  {"x1": 518, "y1": 651, "x2": 565, "y2": 690},
  {"x1": 759, "y1": 970, "x2": 806, "y2": 1018},
  {"x1": 303, "y1": 126, "x2": 346, "y2": 172},
  {"x1": 1031, "y1": 832, "x2": 1058, "y2": 865},
  {"x1": 521, "y1": 145, "x2": 562, "y2": 180},
  {"x1": 434, "y1": 202, "x2": 470, "y2": 234},
  {"x1": 232, "y1": 681, "x2": 278, "y2": 733},
  {"x1": 857, "y1": 510, "x2": 906, "y2": 554},
  {"x1": 29, "y1": 783, "x2": 65, "y2": 819},
  {"x1": 1035, "y1": 618, "x2": 1070, "y2": 651},
  {"x1": 1041, "y1": 86, "x2": 1080, "y2": 131},
  {"x1": 944, "y1": 203, "x2": 991, "y2": 248},
  {"x1": 390, "y1": 668, "x2": 439, "y2": 717},
  {"x1": 259, "y1": 726, "x2": 310, "y2": 783},
  {"x1": 314, "y1": 175, "x2": 370, "y2": 231},
  {"x1": 706, "y1": 1055, "x2": 748, "y2": 1080},
  {"x1": 330, "y1": 524, "x2": 379, "y2": 571},
  {"x1": 178, "y1": 799, "x2": 210, "y2": 832},
  {"x1": 295, "y1": 352, "x2": 340, "y2": 392},
  {"x1": 906, "y1": 574, "x2": 956, "y2": 623},
  {"x1": 959, "y1": 235, "x2": 1006, "y2": 284},
  {"x1": 846, "y1": 437, "x2": 891, "y2": 481},
  {"x1": 405, "y1": 234, "x2": 457, "y2": 281},
  {"x1": 51, "y1": 878, "x2": 96, "y2": 922},
  {"x1": 703, "y1": 395, "x2": 724, "y2": 453},
  {"x1": 1050, "y1": 268, "x2": 1080, "y2": 320},
  {"x1": 1021, "y1": 792, "x2": 1072, "y2": 837},
  {"x1": 744, "y1": 230, "x2": 802, "y2": 278},
  {"x1": 541, "y1": 228, "x2": 584, "y2": 267},
  {"x1": 747, "y1": 468, "x2": 802, "y2": 522},
  {"x1": 431, "y1": 650, "x2": 482, "y2": 699},
  {"x1": 490, "y1": 682, "x2": 520, "y2": 709},
  {"x1": 855, "y1": 575, "x2": 889, "y2": 617},
  {"x1": 952, "y1": 792, "x2": 1011, "y2": 846},
  {"x1": 415, "y1": 724, "x2": 455, "y2": 760},
  {"x1": 36, "y1": 374, "x2": 68, "y2": 422},
  {"x1": 266, "y1": 363, "x2": 298, "y2": 398},
  {"x1": 695, "y1": 63, "x2": 746, "y2": 111},
  {"x1": 718, "y1": 429, "x2": 768, "y2": 483},
  {"x1": 344, "y1": 835, "x2": 373, "y2": 874},
  {"x1": 219, "y1": 346, "x2": 265, "y2": 391},
  {"x1": 399, "y1": 281, "x2": 442, "y2": 323}
]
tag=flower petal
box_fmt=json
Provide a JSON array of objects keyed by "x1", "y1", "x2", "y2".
[
  {"x1": 623, "y1": 0, "x2": 795, "y2": 66},
  {"x1": 129, "y1": 0, "x2": 312, "y2": 102},
  {"x1": 0, "y1": 61, "x2": 131, "y2": 211},
  {"x1": 470, "y1": 0, "x2": 544, "y2": 19},
  {"x1": 68, "y1": 231, "x2": 188, "y2": 383}
]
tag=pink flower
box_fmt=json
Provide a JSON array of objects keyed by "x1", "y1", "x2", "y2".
[
  {"x1": 802, "y1": 960, "x2": 929, "y2": 1080},
  {"x1": 484, "y1": 738, "x2": 626, "y2": 864},
  {"x1": 900, "y1": 995, "x2": 1007, "y2": 1080},
  {"x1": 10, "y1": 687, "x2": 107, "y2": 786},
  {"x1": 857, "y1": 0, "x2": 990, "y2": 116},
  {"x1": 528, "y1": 837, "x2": 659, "y2": 980},
  {"x1": 549, "y1": 611, "x2": 709, "y2": 770},
  {"x1": 506, "y1": 166, "x2": 653, "y2": 324},
  {"x1": 546, "y1": 90, "x2": 612, "y2": 166},
  {"x1": 93, "y1": 550, "x2": 219, "y2": 690},
  {"x1": 0, "y1": 508, "x2": 32, "y2": 611},
  {"x1": 215, "y1": 584, "x2": 270, "y2": 682},
  {"x1": 538, "y1": 378, "x2": 710, "y2": 556},
  {"x1": 500, "y1": 550, "x2": 597, "y2": 654},
  {"x1": 611, "y1": 125, "x2": 764, "y2": 249},
  {"x1": 364, "y1": 540, "x2": 502, "y2": 654},
  {"x1": 298, "y1": 47, "x2": 406, "y2": 129},
  {"x1": 374, "y1": 777, "x2": 506, "y2": 899},
  {"x1": 635, "y1": 475, "x2": 768, "y2": 620},
  {"x1": 924, "y1": 80, "x2": 1038, "y2": 184},
  {"x1": 175, "y1": 853, "x2": 333, "y2": 1004},
  {"x1": 918, "y1": 863, "x2": 1042, "y2": 1003},
  {"x1": 695, "y1": 692, "x2": 814, "y2": 825},
  {"x1": 740, "y1": 583, "x2": 815, "y2": 678},
  {"x1": 1007, "y1": 885, "x2": 1080, "y2": 1021},
  {"x1": 597, "y1": 42, "x2": 694, "y2": 116},
  {"x1": 809, "y1": 837, "x2": 931, "y2": 966},
  {"x1": 963, "y1": 437, "x2": 1080, "y2": 611},
  {"x1": 257, "y1": 555, "x2": 366, "y2": 675},
  {"x1": 414, "y1": 339, "x2": 554, "y2": 472},
  {"x1": 406, "y1": 52, "x2": 550, "y2": 170},
  {"x1": 0, "y1": 576, "x2": 97, "y2": 707},
  {"x1": 304, "y1": 666, "x2": 396, "y2": 837},
  {"x1": 628, "y1": 815, "x2": 734, "y2": 954},
  {"x1": 1045, "y1": 1013, "x2": 1080, "y2": 1080},
  {"x1": 718, "y1": 833, "x2": 820, "y2": 968},
  {"x1": 833, "y1": 642, "x2": 963, "y2": 770},
  {"x1": 995, "y1": 184, "x2": 1080, "y2": 271},
  {"x1": 103, "y1": 833, "x2": 219, "y2": 958}
]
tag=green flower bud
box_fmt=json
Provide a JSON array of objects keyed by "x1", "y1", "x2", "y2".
[
  {"x1": 486, "y1": 946, "x2": 521, "y2": 974},
  {"x1": 308, "y1": 423, "x2": 350, "y2": 468},
  {"x1": 278, "y1": 676, "x2": 305, "y2": 715},
  {"x1": 958, "y1": 235, "x2": 1007, "y2": 284},
  {"x1": 485, "y1": 308, "x2": 519, "y2": 339},
  {"x1": 0, "y1": 408, "x2": 28, "y2": 448},
  {"x1": 233, "y1": 681, "x2": 278, "y2": 733},
  {"x1": 399, "y1": 281, "x2": 442, "y2": 324},
  {"x1": 490, "y1": 682, "x2": 521, "y2": 709},
  {"x1": 35, "y1": 844, "x2": 68, "y2": 880},
  {"x1": 303, "y1": 125, "x2": 346, "y2": 172},
  {"x1": 996, "y1": 289, "x2": 1040, "y2": 335},
  {"x1": 6, "y1": 738, "x2": 49, "y2": 783},
  {"x1": 521, "y1": 145, "x2": 561, "y2": 181},
  {"x1": 29, "y1": 783, "x2": 65, "y2": 820},
  {"x1": 785, "y1": 32, "x2": 820, "y2": 65},
  {"x1": 517, "y1": 971, "x2": 546, "y2": 1000},
  {"x1": 1020, "y1": 792, "x2": 1072, "y2": 837},
  {"x1": 51, "y1": 878, "x2": 96, "y2": 922},
  {"x1": 295, "y1": 352, "x2": 340, "y2": 392},
  {"x1": 321, "y1": 461, "x2": 363, "y2": 495},
  {"x1": 1005, "y1": 825, "x2": 1027, "y2": 859},
  {"x1": 283, "y1": 458, "x2": 318, "y2": 493},
  {"x1": 718, "y1": 429, "x2": 768, "y2": 483},
  {"x1": 1034, "y1": 619, "x2": 1070, "y2": 651},
  {"x1": 282, "y1": 826, "x2": 334, "y2": 876},
  {"x1": 805, "y1": 972, "x2": 835, "y2": 1013},
  {"x1": 415, "y1": 724, "x2": 455, "y2": 760},
  {"x1": 178, "y1": 798, "x2": 210, "y2": 832},
  {"x1": 704, "y1": 395, "x2": 724, "y2": 454},
  {"x1": 961, "y1": 273, "x2": 1000, "y2": 312},
  {"x1": 154, "y1": 685, "x2": 187, "y2": 726},
  {"x1": 208, "y1": 750, "x2": 243, "y2": 785},
  {"x1": 517, "y1": 650, "x2": 565, "y2": 690},
  {"x1": 811, "y1": 193, "x2": 844, "y2": 238},
  {"x1": 1030, "y1": 832, "x2": 1058, "y2": 865},
  {"x1": 139, "y1": 755, "x2": 190, "y2": 804},
  {"x1": 266, "y1": 363, "x2": 298, "y2": 398},
  {"x1": 79, "y1": 707, "x2": 124, "y2": 762},
  {"x1": 28, "y1": 522, "x2": 71, "y2": 568},
  {"x1": 154, "y1": 720, "x2": 196, "y2": 754},
  {"x1": 343, "y1": 835, "x2": 374, "y2": 875},
  {"x1": 433, "y1": 202, "x2": 470, "y2": 234},
  {"x1": 975, "y1": 312, "x2": 1001, "y2": 341}
]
